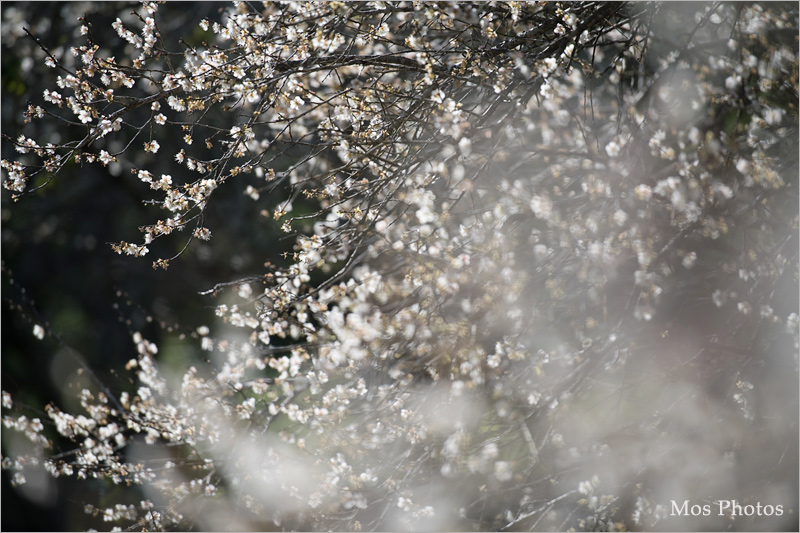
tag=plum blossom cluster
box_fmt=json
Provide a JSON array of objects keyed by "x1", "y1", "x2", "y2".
[{"x1": 2, "y1": 2, "x2": 798, "y2": 531}]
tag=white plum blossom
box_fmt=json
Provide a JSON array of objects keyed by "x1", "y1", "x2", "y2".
[
  {"x1": 605, "y1": 140, "x2": 621, "y2": 157},
  {"x1": 1, "y1": 3, "x2": 796, "y2": 532}
]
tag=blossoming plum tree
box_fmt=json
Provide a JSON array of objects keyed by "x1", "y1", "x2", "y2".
[{"x1": 2, "y1": 2, "x2": 798, "y2": 531}]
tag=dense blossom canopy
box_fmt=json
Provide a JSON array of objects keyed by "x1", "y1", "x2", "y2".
[{"x1": 2, "y1": 1, "x2": 798, "y2": 531}]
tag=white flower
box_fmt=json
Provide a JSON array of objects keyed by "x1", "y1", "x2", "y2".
[
  {"x1": 77, "y1": 108, "x2": 93, "y2": 123},
  {"x1": 713, "y1": 182, "x2": 733, "y2": 200},
  {"x1": 153, "y1": 174, "x2": 172, "y2": 190},
  {"x1": 654, "y1": 176, "x2": 679, "y2": 196},
  {"x1": 238, "y1": 283, "x2": 253, "y2": 299},
  {"x1": 688, "y1": 127, "x2": 701, "y2": 145},
  {"x1": 397, "y1": 497, "x2": 412, "y2": 511},
  {"x1": 533, "y1": 243, "x2": 549, "y2": 261},
  {"x1": 786, "y1": 313, "x2": 799, "y2": 332},
  {"x1": 764, "y1": 107, "x2": 784, "y2": 126},
  {"x1": 725, "y1": 75, "x2": 740, "y2": 90},
  {"x1": 458, "y1": 137, "x2": 472, "y2": 157},
  {"x1": 735, "y1": 158, "x2": 750, "y2": 174},
  {"x1": 527, "y1": 391, "x2": 541, "y2": 406},
  {"x1": 43, "y1": 89, "x2": 62, "y2": 105},
  {"x1": 712, "y1": 289, "x2": 726, "y2": 308},
  {"x1": 416, "y1": 206, "x2": 436, "y2": 224},
  {"x1": 529, "y1": 195, "x2": 554, "y2": 220},
  {"x1": 33, "y1": 324, "x2": 45, "y2": 340},
  {"x1": 605, "y1": 140, "x2": 621, "y2": 158},
  {"x1": 634, "y1": 184, "x2": 653, "y2": 201},
  {"x1": 493, "y1": 461, "x2": 513, "y2": 482},
  {"x1": 481, "y1": 443, "x2": 498, "y2": 459},
  {"x1": 245, "y1": 185, "x2": 260, "y2": 200},
  {"x1": 167, "y1": 95, "x2": 186, "y2": 112},
  {"x1": 670, "y1": 189, "x2": 686, "y2": 210},
  {"x1": 98, "y1": 151, "x2": 114, "y2": 166},
  {"x1": 193, "y1": 227, "x2": 211, "y2": 241}
]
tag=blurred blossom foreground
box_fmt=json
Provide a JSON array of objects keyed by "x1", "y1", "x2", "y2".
[{"x1": 1, "y1": 2, "x2": 798, "y2": 531}]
